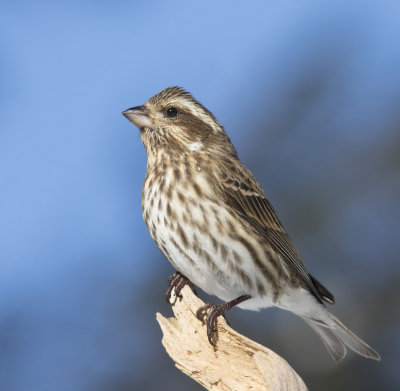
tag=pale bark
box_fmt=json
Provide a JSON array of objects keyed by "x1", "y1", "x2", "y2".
[{"x1": 156, "y1": 286, "x2": 307, "y2": 391}]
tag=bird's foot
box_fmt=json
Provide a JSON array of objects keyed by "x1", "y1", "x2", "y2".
[
  {"x1": 166, "y1": 272, "x2": 197, "y2": 304},
  {"x1": 196, "y1": 295, "x2": 251, "y2": 346},
  {"x1": 196, "y1": 302, "x2": 224, "y2": 346}
]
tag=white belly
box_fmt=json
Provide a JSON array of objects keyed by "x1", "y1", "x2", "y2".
[
  {"x1": 142, "y1": 168, "x2": 278, "y2": 310},
  {"x1": 142, "y1": 165, "x2": 286, "y2": 309}
]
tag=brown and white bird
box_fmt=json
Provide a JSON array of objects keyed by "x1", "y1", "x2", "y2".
[{"x1": 122, "y1": 86, "x2": 380, "y2": 362}]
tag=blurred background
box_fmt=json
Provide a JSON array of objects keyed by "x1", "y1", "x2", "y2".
[{"x1": 1, "y1": 1, "x2": 399, "y2": 390}]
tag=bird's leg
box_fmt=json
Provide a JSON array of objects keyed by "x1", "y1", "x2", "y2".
[
  {"x1": 165, "y1": 272, "x2": 197, "y2": 304},
  {"x1": 196, "y1": 295, "x2": 251, "y2": 346}
]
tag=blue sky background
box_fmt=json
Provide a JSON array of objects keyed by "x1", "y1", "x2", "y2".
[{"x1": 1, "y1": 1, "x2": 399, "y2": 390}]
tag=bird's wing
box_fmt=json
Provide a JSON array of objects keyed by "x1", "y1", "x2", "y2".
[{"x1": 216, "y1": 163, "x2": 334, "y2": 304}]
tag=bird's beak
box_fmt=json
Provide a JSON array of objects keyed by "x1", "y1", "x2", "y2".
[{"x1": 122, "y1": 105, "x2": 153, "y2": 129}]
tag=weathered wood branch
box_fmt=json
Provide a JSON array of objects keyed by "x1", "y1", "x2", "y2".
[{"x1": 156, "y1": 286, "x2": 307, "y2": 391}]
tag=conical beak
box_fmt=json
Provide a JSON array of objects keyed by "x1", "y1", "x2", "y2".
[{"x1": 122, "y1": 105, "x2": 153, "y2": 128}]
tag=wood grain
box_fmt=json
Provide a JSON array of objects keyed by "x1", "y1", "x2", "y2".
[{"x1": 156, "y1": 286, "x2": 307, "y2": 391}]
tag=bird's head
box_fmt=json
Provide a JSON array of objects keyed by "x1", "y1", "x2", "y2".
[{"x1": 122, "y1": 87, "x2": 237, "y2": 158}]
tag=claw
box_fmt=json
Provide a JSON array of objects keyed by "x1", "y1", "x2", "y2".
[
  {"x1": 196, "y1": 295, "x2": 251, "y2": 346},
  {"x1": 196, "y1": 303, "x2": 212, "y2": 322},
  {"x1": 165, "y1": 272, "x2": 197, "y2": 304}
]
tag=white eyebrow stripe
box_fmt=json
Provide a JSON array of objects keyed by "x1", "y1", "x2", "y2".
[{"x1": 167, "y1": 98, "x2": 222, "y2": 132}]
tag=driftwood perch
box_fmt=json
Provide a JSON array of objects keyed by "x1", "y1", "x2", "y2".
[{"x1": 156, "y1": 286, "x2": 307, "y2": 391}]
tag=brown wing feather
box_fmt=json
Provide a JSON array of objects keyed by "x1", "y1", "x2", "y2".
[{"x1": 216, "y1": 162, "x2": 334, "y2": 304}]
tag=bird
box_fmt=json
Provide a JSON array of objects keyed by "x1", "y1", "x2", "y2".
[{"x1": 122, "y1": 86, "x2": 380, "y2": 362}]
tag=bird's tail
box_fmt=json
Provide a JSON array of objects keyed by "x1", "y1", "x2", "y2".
[{"x1": 303, "y1": 314, "x2": 380, "y2": 362}]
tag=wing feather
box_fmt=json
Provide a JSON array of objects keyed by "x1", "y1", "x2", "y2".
[{"x1": 216, "y1": 163, "x2": 334, "y2": 304}]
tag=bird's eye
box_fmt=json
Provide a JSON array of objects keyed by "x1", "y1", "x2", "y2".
[{"x1": 166, "y1": 107, "x2": 179, "y2": 118}]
